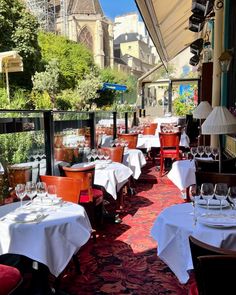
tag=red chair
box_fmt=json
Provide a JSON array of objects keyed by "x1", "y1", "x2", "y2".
[
  {"x1": 0, "y1": 264, "x2": 22, "y2": 295},
  {"x1": 117, "y1": 133, "x2": 138, "y2": 149},
  {"x1": 100, "y1": 146, "x2": 124, "y2": 163},
  {"x1": 40, "y1": 175, "x2": 82, "y2": 203},
  {"x1": 62, "y1": 165, "x2": 103, "y2": 229},
  {"x1": 143, "y1": 126, "x2": 156, "y2": 135},
  {"x1": 159, "y1": 132, "x2": 182, "y2": 176}
]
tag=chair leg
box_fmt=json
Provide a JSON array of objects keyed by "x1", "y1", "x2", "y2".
[{"x1": 160, "y1": 157, "x2": 164, "y2": 177}]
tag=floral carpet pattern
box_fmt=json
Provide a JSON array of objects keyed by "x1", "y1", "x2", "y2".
[{"x1": 60, "y1": 162, "x2": 193, "y2": 295}]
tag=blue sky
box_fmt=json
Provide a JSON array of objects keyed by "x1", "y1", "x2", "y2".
[{"x1": 99, "y1": 0, "x2": 138, "y2": 20}]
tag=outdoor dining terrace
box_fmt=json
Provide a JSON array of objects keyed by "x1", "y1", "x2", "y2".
[{"x1": 1, "y1": 108, "x2": 236, "y2": 295}]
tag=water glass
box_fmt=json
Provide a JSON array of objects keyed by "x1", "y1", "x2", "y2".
[
  {"x1": 197, "y1": 146, "x2": 205, "y2": 158},
  {"x1": 15, "y1": 184, "x2": 26, "y2": 208},
  {"x1": 228, "y1": 186, "x2": 236, "y2": 209},
  {"x1": 211, "y1": 147, "x2": 219, "y2": 160},
  {"x1": 36, "y1": 182, "x2": 47, "y2": 202},
  {"x1": 205, "y1": 146, "x2": 212, "y2": 158},
  {"x1": 214, "y1": 183, "x2": 228, "y2": 215},
  {"x1": 201, "y1": 183, "x2": 214, "y2": 216},
  {"x1": 190, "y1": 147, "x2": 198, "y2": 159},
  {"x1": 25, "y1": 181, "x2": 37, "y2": 202},
  {"x1": 47, "y1": 185, "x2": 57, "y2": 203},
  {"x1": 189, "y1": 185, "x2": 201, "y2": 224}
]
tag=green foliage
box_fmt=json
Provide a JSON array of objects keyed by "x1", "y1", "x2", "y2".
[
  {"x1": 98, "y1": 67, "x2": 137, "y2": 106},
  {"x1": 173, "y1": 94, "x2": 195, "y2": 116},
  {"x1": 30, "y1": 91, "x2": 52, "y2": 109},
  {"x1": 0, "y1": 0, "x2": 41, "y2": 88},
  {"x1": 38, "y1": 32, "x2": 95, "y2": 89},
  {"x1": 0, "y1": 87, "x2": 30, "y2": 109}
]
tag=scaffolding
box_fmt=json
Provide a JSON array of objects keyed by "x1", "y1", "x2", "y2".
[{"x1": 26, "y1": 0, "x2": 56, "y2": 32}]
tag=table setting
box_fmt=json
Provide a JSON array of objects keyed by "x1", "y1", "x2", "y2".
[{"x1": 151, "y1": 182, "x2": 236, "y2": 284}]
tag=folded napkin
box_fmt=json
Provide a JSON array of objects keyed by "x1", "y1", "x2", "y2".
[
  {"x1": 33, "y1": 197, "x2": 62, "y2": 206},
  {"x1": 197, "y1": 199, "x2": 229, "y2": 207},
  {"x1": 199, "y1": 214, "x2": 236, "y2": 227}
]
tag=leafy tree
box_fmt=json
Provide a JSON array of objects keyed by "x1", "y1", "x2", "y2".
[
  {"x1": 32, "y1": 59, "x2": 60, "y2": 107},
  {"x1": 0, "y1": 0, "x2": 41, "y2": 88},
  {"x1": 38, "y1": 32, "x2": 95, "y2": 89}
]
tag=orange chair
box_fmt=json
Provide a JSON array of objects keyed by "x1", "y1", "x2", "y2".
[
  {"x1": 143, "y1": 126, "x2": 156, "y2": 135},
  {"x1": 100, "y1": 146, "x2": 124, "y2": 163},
  {"x1": 117, "y1": 133, "x2": 138, "y2": 149},
  {"x1": 159, "y1": 132, "x2": 182, "y2": 176},
  {"x1": 150, "y1": 123, "x2": 158, "y2": 130},
  {"x1": 40, "y1": 175, "x2": 82, "y2": 203},
  {"x1": 62, "y1": 165, "x2": 103, "y2": 229}
]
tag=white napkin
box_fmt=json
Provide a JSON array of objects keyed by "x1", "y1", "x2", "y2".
[
  {"x1": 199, "y1": 214, "x2": 236, "y2": 226},
  {"x1": 197, "y1": 199, "x2": 229, "y2": 207}
]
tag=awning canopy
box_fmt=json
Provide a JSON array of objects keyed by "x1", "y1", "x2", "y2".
[
  {"x1": 135, "y1": 0, "x2": 198, "y2": 63},
  {"x1": 0, "y1": 51, "x2": 23, "y2": 73},
  {"x1": 101, "y1": 83, "x2": 127, "y2": 92}
]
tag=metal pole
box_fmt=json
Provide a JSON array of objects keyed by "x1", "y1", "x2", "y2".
[
  {"x1": 89, "y1": 112, "x2": 96, "y2": 148},
  {"x1": 43, "y1": 111, "x2": 54, "y2": 175},
  {"x1": 113, "y1": 111, "x2": 117, "y2": 139},
  {"x1": 125, "y1": 112, "x2": 128, "y2": 133}
]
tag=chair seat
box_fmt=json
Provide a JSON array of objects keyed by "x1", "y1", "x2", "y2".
[
  {"x1": 0, "y1": 264, "x2": 22, "y2": 295},
  {"x1": 189, "y1": 282, "x2": 199, "y2": 295},
  {"x1": 80, "y1": 188, "x2": 103, "y2": 205},
  {"x1": 162, "y1": 150, "x2": 182, "y2": 157}
]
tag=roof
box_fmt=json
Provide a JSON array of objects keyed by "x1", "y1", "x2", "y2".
[
  {"x1": 135, "y1": 0, "x2": 198, "y2": 63},
  {"x1": 0, "y1": 51, "x2": 23, "y2": 73},
  {"x1": 55, "y1": 0, "x2": 104, "y2": 15},
  {"x1": 114, "y1": 33, "x2": 143, "y2": 44}
]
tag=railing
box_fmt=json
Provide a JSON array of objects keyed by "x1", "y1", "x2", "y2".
[{"x1": 0, "y1": 109, "x2": 142, "y2": 177}]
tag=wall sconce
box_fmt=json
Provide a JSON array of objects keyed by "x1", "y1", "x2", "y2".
[{"x1": 219, "y1": 50, "x2": 233, "y2": 73}]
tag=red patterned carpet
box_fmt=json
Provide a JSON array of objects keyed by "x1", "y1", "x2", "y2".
[{"x1": 59, "y1": 161, "x2": 194, "y2": 295}]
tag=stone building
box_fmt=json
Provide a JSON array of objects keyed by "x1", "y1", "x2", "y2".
[{"x1": 55, "y1": 0, "x2": 114, "y2": 69}]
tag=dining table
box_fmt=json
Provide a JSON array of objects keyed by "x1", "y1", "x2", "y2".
[
  {"x1": 0, "y1": 199, "x2": 92, "y2": 278},
  {"x1": 72, "y1": 161, "x2": 133, "y2": 200},
  {"x1": 123, "y1": 148, "x2": 146, "y2": 179},
  {"x1": 151, "y1": 202, "x2": 236, "y2": 284}
]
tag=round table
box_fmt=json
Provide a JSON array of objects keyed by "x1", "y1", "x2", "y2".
[{"x1": 151, "y1": 202, "x2": 236, "y2": 284}]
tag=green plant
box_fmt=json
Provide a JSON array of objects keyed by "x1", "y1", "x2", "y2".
[{"x1": 173, "y1": 95, "x2": 195, "y2": 116}]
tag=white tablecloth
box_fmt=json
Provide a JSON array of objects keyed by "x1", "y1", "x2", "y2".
[
  {"x1": 0, "y1": 201, "x2": 92, "y2": 277},
  {"x1": 151, "y1": 203, "x2": 236, "y2": 284},
  {"x1": 123, "y1": 149, "x2": 146, "y2": 179},
  {"x1": 167, "y1": 160, "x2": 196, "y2": 190},
  {"x1": 72, "y1": 162, "x2": 133, "y2": 200},
  {"x1": 136, "y1": 132, "x2": 190, "y2": 151},
  {"x1": 94, "y1": 162, "x2": 133, "y2": 199}
]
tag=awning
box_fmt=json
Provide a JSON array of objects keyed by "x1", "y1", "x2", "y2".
[
  {"x1": 101, "y1": 83, "x2": 127, "y2": 92},
  {"x1": 135, "y1": 0, "x2": 198, "y2": 63},
  {"x1": 0, "y1": 51, "x2": 23, "y2": 73}
]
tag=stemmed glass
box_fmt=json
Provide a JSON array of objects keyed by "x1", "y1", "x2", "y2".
[
  {"x1": 36, "y1": 182, "x2": 47, "y2": 203},
  {"x1": 228, "y1": 186, "x2": 236, "y2": 210},
  {"x1": 205, "y1": 146, "x2": 212, "y2": 158},
  {"x1": 104, "y1": 152, "x2": 110, "y2": 161},
  {"x1": 197, "y1": 146, "x2": 205, "y2": 158},
  {"x1": 214, "y1": 183, "x2": 228, "y2": 216},
  {"x1": 189, "y1": 185, "x2": 201, "y2": 225},
  {"x1": 25, "y1": 181, "x2": 37, "y2": 203},
  {"x1": 15, "y1": 184, "x2": 26, "y2": 209},
  {"x1": 201, "y1": 183, "x2": 214, "y2": 216},
  {"x1": 211, "y1": 147, "x2": 219, "y2": 160},
  {"x1": 86, "y1": 153, "x2": 92, "y2": 162},
  {"x1": 47, "y1": 185, "x2": 57, "y2": 204},
  {"x1": 190, "y1": 147, "x2": 198, "y2": 159}
]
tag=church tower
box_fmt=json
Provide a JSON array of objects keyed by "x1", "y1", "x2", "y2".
[{"x1": 55, "y1": 0, "x2": 114, "y2": 69}]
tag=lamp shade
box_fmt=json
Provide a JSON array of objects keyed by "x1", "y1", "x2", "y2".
[
  {"x1": 192, "y1": 101, "x2": 213, "y2": 119},
  {"x1": 201, "y1": 106, "x2": 236, "y2": 134}
]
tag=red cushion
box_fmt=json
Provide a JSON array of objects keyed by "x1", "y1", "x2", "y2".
[
  {"x1": 189, "y1": 282, "x2": 199, "y2": 295},
  {"x1": 0, "y1": 264, "x2": 22, "y2": 295},
  {"x1": 80, "y1": 189, "x2": 103, "y2": 205}
]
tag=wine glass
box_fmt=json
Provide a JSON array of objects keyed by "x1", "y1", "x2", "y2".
[
  {"x1": 190, "y1": 147, "x2": 198, "y2": 159},
  {"x1": 214, "y1": 183, "x2": 228, "y2": 216},
  {"x1": 201, "y1": 183, "x2": 214, "y2": 216},
  {"x1": 86, "y1": 153, "x2": 92, "y2": 162},
  {"x1": 211, "y1": 147, "x2": 219, "y2": 160},
  {"x1": 189, "y1": 185, "x2": 201, "y2": 225},
  {"x1": 197, "y1": 146, "x2": 205, "y2": 158},
  {"x1": 15, "y1": 184, "x2": 26, "y2": 209},
  {"x1": 204, "y1": 146, "x2": 212, "y2": 158},
  {"x1": 47, "y1": 185, "x2": 57, "y2": 203},
  {"x1": 36, "y1": 182, "x2": 47, "y2": 203},
  {"x1": 104, "y1": 152, "x2": 110, "y2": 161},
  {"x1": 25, "y1": 181, "x2": 37, "y2": 203},
  {"x1": 228, "y1": 186, "x2": 236, "y2": 210}
]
